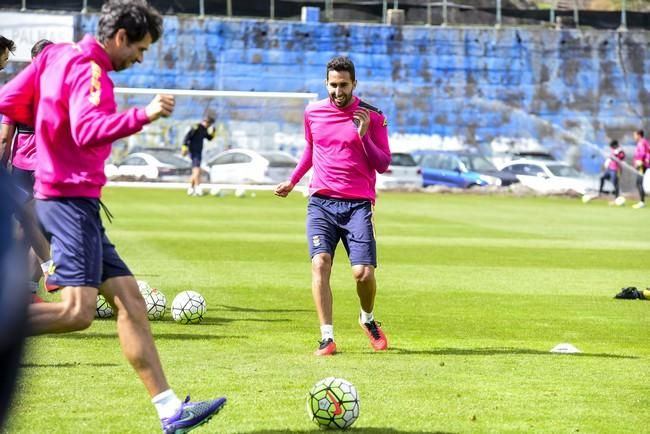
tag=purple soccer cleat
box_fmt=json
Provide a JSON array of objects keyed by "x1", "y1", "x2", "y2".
[{"x1": 161, "y1": 395, "x2": 226, "y2": 434}]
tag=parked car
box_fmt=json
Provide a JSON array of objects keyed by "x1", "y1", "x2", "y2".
[
  {"x1": 499, "y1": 159, "x2": 597, "y2": 194},
  {"x1": 376, "y1": 152, "x2": 422, "y2": 189},
  {"x1": 412, "y1": 150, "x2": 519, "y2": 188},
  {"x1": 207, "y1": 148, "x2": 298, "y2": 184},
  {"x1": 105, "y1": 151, "x2": 196, "y2": 182},
  {"x1": 492, "y1": 149, "x2": 556, "y2": 169}
]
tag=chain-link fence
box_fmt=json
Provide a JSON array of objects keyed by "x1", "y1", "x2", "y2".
[{"x1": 1, "y1": 1, "x2": 648, "y2": 28}]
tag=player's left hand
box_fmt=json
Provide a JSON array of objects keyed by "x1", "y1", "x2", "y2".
[{"x1": 353, "y1": 108, "x2": 370, "y2": 137}]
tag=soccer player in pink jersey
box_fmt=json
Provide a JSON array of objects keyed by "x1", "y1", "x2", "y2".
[
  {"x1": 275, "y1": 56, "x2": 391, "y2": 356},
  {"x1": 0, "y1": 36, "x2": 14, "y2": 70},
  {"x1": 1, "y1": 39, "x2": 55, "y2": 302},
  {"x1": 632, "y1": 130, "x2": 650, "y2": 208},
  {"x1": 0, "y1": 1, "x2": 225, "y2": 432},
  {"x1": 597, "y1": 140, "x2": 625, "y2": 203}
]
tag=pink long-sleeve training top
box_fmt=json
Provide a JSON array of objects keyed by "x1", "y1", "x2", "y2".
[
  {"x1": 2, "y1": 116, "x2": 36, "y2": 171},
  {"x1": 290, "y1": 96, "x2": 391, "y2": 204},
  {"x1": 0, "y1": 34, "x2": 151, "y2": 199},
  {"x1": 634, "y1": 137, "x2": 650, "y2": 169}
]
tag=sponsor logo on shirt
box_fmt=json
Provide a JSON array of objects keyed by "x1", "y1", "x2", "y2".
[{"x1": 88, "y1": 61, "x2": 102, "y2": 106}]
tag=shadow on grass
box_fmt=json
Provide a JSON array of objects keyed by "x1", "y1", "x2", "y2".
[
  {"x1": 243, "y1": 429, "x2": 453, "y2": 434},
  {"x1": 391, "y1": 346, "x2": 638, "y2": 359},
  {"x1": 215, "y1": 304, "x2": 312, "y2": 314},
  {"x1": 21, "y1": 362, "x2": 119, "y2": 368},
  {"x1": 44, "y1": 332, "x2": 246, "y2": 341}
]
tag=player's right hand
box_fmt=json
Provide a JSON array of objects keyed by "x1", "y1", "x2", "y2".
[
  {"x1": 275, "y1": 181, "x2": 295, "y2": 197},
  {"x1": 145, "y1": 94, "x2": 175, "y2": 121}
]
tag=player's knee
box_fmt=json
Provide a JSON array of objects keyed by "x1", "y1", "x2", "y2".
[
  {"x1": 63, "y1": 301, "x2": 95, "y2": 330},
  {"x1": 353, "y1": 266, "x2": 374, "y2": 283},
  {"x1": 116, "y1": 289, "x2": 147, "y2": 320},
  {"x1": 312, "y1": 254, "x2": 332, "y2": 273}
]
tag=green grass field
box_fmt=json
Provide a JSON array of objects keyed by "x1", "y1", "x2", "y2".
[{"x1": 6, "y1": 188, "x2": 650, "y2": 434}]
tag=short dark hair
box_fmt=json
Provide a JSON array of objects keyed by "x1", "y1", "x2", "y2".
[
  {"x1": 636, "y1": 129, "x2": 644, "y2": 138},
  {"x1": 326, "y1": 56, "x2": 355, "y2": 82},
  {"x1": 0, "y1": 35, "x2": 16, "y2": 54},
  {"x1": 97, "y1": 0, "x2": 163, "y2": 44},
  {"x1": 609, "y1": 140, "x2": 619, "y2": 148},
  {"x1": 31, "y1": 39, "x2": 53, "y2": 59}
]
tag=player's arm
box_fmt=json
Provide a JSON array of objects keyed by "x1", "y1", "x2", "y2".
[
  {"x1": 0, "y1": 62, "x2": 37, "y2": 126},
  {"x1": 68, "y1": 60, "x2": 167, "y2": 147},
  {"x1": 0, "y1": 122, "x2": 16, "y2": 167},
  {"x1": 276, "y1": 115, "x2": 313, "y2": 197},
  {"x1": 355, "y1": 109, "x2": 391, "y2": 173}
]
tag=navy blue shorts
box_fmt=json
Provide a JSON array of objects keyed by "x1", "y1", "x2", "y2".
[
  {"x1": 10, "y1": 167, "x2": 34, "y2": 201},
  {"x1": 35, "y1": 198, "x2": 132, "y2": 288},
  {"x1": 190, "y1": 154, "x2": 202, "y2": 168},
  {"x1": 306, "y1": 194, "x2": 377, "y2": 267}
]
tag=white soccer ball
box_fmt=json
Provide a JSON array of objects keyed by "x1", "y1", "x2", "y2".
[
  {"x1": 171, "y1": 290, "x2": 206, "y2": 324},
  {"x1": 144, "y1": 288, "x2": 167, "y2": 320},
  {"x1": 137, "y1": 280, "x2": 152, "y2": 296},
  {"x1": 614, "y1": 196, "x2": 626, "y2": 206},
  {"x1": 234, "y1": 188, "x2": 246, "y2": 198},
  {"x1": 96, "y1": 294, "x2": 114, "y2": 318},
  {"x1": 581, "y1": 194, "x2": 595, "y2": 204},
  {"x1": 210, "y1": 187, "x2": 223, "y2": 197},
  {"x1": 307, "y1": 377, "x2": 360, "y2": 429}
]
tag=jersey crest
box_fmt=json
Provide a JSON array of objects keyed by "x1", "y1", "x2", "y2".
[{"x1": 88, "y1": 61, "x2": 102, "y2": 106}]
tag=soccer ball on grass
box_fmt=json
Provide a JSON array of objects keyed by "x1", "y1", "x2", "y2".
[
  {"x1": 171, "y1": 290, "x2": 206, "y2": 324},
  {"x1": 137, "y1": 279, "x2": 152, "y2": 296},
  {"x1": 144, "y1": 288, "x2": 167, "y2": 320},
  {"x1": 307, "y1": 377, "x2": 359, "y2": 429},
  {"x1": 95, "y1": 294, "x2": 114, "y2": 318}
]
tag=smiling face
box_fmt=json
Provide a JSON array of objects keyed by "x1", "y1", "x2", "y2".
[
  {"x1": 107, "y1": 28, "x2": 152, "y2": 71},
  {"x1": 326, "y1": 69, "x2": 356, "y2": 109}
]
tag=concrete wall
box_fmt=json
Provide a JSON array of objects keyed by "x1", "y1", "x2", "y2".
[{"x1": 72, "y1": 15, "x2": 650, "y2": 172}]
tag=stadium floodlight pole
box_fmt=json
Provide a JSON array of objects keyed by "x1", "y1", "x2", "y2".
[
  {"x1": 325, "y1": 0, "x2": 333, "y2": 21},
  {"x1": 81, "y1": 0, "x2": 87, "y2": 14},
  {"x1": 226, "y1": 0, "x2": 232, "y2": 17},
  {"x1": 199, "y1": 0, "x2": 205, "y2": 18},
  {"x1": 549, "y1": 7, "x2": 555, "y2": 26},
  {"x1": 619, "y1": 0, "x2": 628, "y2": 32},
  {"x1": 495, "y1": 0, "x2": 502, "y2": 28},
  {"x1": 573, "y1": 0, "x2": 579, "y2": 27},
  {"x1": 426, "y1": 1, "x2": 431, "y2": 26},
  {"x1": 270, "y1": 0, "x2": 275, "y2": 20},
  {"x1": 21, "y1": 0, "x2": 26, "y2": 11},
  {"x1": 382, "y1": 0, "x2": 387, "y2": 23},
  {"x1": 442, "y1": 0, "x2": 448, "y2": 27}
]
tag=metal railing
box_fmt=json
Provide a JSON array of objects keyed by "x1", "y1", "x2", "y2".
[{"x1": 5, "y1": 1, "x2": 648, "y2": 29}]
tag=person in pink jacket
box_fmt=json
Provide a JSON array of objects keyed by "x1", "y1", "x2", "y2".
[
  {"x1": 632, "y1": 129, "x2": 650, "y2": 208},
  {"x1": 1, "y1": 39, "x2": 55, "y2": 302},
  {"x1": 275, "y1": 56, "x2": 391, "y2": 356},
  {"x1": 0, "y1": 1, "x2": 225, "y2": 432}
]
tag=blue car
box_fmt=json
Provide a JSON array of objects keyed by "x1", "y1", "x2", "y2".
[{"x1": 412, "y1": 150, "x2": 519, "y2": 188}]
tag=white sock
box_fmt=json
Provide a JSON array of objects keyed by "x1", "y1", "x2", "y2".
[
  {"x1": 360, "y1": 309, "x2": 374, "y2": 324},
  {"x1": 320, "y1": 324, "x2": 334, "y2": 341},
  {"x1": 152, "y1": 389, "x2": 182, "y2": 420},
  {"x1": 40, "y1": 260, "x2": 53, "y2": 274}
]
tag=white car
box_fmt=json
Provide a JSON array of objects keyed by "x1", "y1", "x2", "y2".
[
  {"x1": 105, "y1": 151, "x2": 193, "y2": 182},
  {"x1": 376, "y1": 152, "x2": 422, "y2": 189},
  {"x1": 207, "y1": 149, "x2": 298, "y2": 184},
  {"x1": 500, "y1": 159, "x2": 597, "y2": 194}
]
